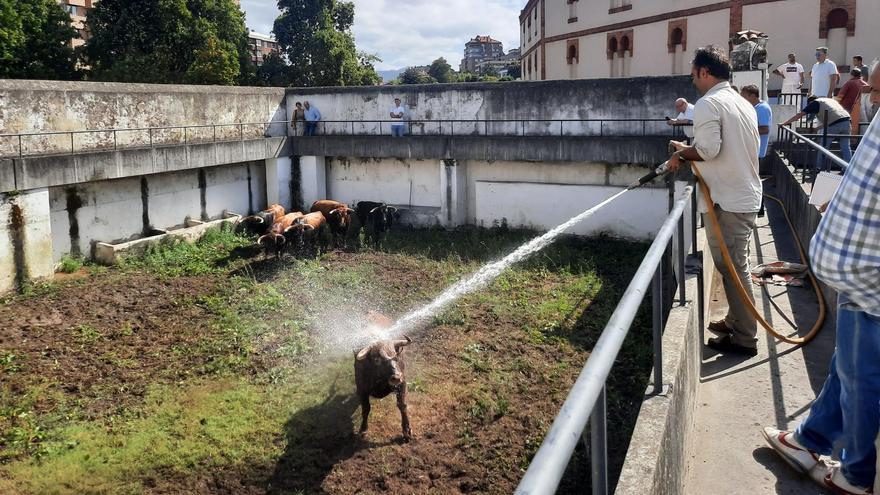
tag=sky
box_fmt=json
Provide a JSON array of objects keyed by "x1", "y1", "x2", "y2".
[{"x1": 238, "y1": 0, "x2": 524, "y2": 71}]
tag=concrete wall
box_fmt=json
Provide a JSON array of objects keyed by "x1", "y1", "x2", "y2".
[
  {"x1": 0, "y1": 79, "x2": 287, "y2": 156},
  {"x1": 0, "y1": 189, "x2": 54, "y2": 293},
  {"x1": 312, "y1": 156, "x2": 672, "y2": 240},
  {"x1": 49, "y1": 161, "x2": 267, "y2": 261},
  {"x1": 286, "y1": 76, "x2": 699, "y2": 133}
]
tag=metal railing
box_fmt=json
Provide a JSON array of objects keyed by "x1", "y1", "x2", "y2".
[
  {"x1": 775, "y1": 124, "x2": 854, "y2": 183},
  {"x1": 0, "y1": 120, "x2": 291, "y2": 158},
  {"x1": 776, "y1": 92, "x2": 806, "y2": 107},
  {"x1": 295, "y1": 118, "x2": 690, "y2": 138},
  {"x1": 515, "y1": 182, "x2": 700, "y2": 495}
]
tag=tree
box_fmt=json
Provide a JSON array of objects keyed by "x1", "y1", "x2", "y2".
[
  {"x1": 84, "y1": 0, "x2": 254, "y2": 85},
  {"x1": 399, "y1": 67, "x2": 432, "y2": 85},
  {"x1": 0, "y1": 0, "x2": 79, "y2": 80},
  {"x1": 427, "y1": 57, "x2": 454, "y2": 83},
  {"x1": 505, "y1": 63, "x2": 521, "y2": 80},
  {"x1": 273, "y1": 0, "x2": 379, "y2": 87},
  {"x1": 257, "y1": 53, "x2": 290, "y2": 87}
]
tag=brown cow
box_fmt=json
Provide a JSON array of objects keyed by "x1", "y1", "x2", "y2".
[
  {"x1": 236, "y1": 203, "x2": 286, "y2": 237},
  {"x1": 285, "y1": 211, "x2": 326, "y2": 256},
  {"x1": 354, "y1": 313, "x2": 412, "y2": 441},
  {"x1": 258, "y1": 211, "x2": 303, "y2": 258},
  {"x1": 310, "y1": 200, "x2": 354, "y2": 249}
]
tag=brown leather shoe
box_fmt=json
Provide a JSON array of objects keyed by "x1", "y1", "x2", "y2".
[
  {"x1": 707, "y1": 319, "x2": 734, "y2": 336},
  {"x1": 707, "y1": 335, "x2": 758, "y2": 357}
]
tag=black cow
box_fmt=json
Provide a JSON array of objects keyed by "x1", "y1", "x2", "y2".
[
  {"x1": 356, "y1": 201, "x2": 397, "y2": 247},
  {"x1": 354, "y1": 336, "x2": 413, "y2": 441},
  {"x1": 235, "y1": 210, "x2": 275, "y2": 237}
]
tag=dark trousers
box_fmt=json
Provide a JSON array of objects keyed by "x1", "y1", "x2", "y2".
[{"x1": 305, "y1": 122, "x2": 318, "y2": 136}]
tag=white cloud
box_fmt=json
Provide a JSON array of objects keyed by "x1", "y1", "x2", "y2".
[{"x1": 238, "y1": 0, "x2": 523, "y2": 70}]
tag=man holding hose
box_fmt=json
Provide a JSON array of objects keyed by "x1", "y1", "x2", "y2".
[{"x1": 666, "y1": 45, "x2": 763, "y2": 356}]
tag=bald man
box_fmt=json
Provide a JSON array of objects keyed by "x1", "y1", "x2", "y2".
[{"x1": 667, "y1": 98, "x2": 695, "y2": 138}]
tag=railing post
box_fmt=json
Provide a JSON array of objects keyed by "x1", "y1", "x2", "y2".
[
  {"x1": 379, "y1": 121, "x2": 383, "y2": 135},
  {"x1": 239, "y1": 123, "x2": 243, "y2": 141},
  {"x1": 560, "y1": 120, "x2": 563, "y2": 136},
  {"x1": 18, "y1": 134, "x2": 23, "y2": 158},
  {"x1": 352, "y1": 121, "x2": 355, "y2": 135},
  {"x1": 451, "y1": 121, "x2": 454, "y2": 136},
  {"x1": 485, "y1": 120, "x2": 488, "y2": 136},
  {"x1": 114, "y1": 130, "x2": 117, "y2": 150},
  {"x1": 149, "y1": 127, "x2": 153, "y2": 147},
  {"x1": 652, "y1": 261, "x2": 664, "y2": 395},
  {"x1": 590, "y1": 386, "x2": 608, "y2": 495},
  {"x1": 677, "y1": 212, "x2": 686, "y2": 306},
  {"x1": 213, "y1": 125, "x2": 217, "y2": 142},
  {"x1": 184, "y1": 127, "x2": 187, "y2": 145},
  {"x1": 692, "y1": 188, "x2": 705, "y2": 342},
  {"x1": 599, "y1": 120, "x2": 603, "y2": 137},
  {"x1": 70, "y1": 132, "x2": 74, "y2": 154}
]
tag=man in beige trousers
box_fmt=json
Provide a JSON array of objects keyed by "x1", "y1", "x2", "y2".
[{"x1": 667, "y1": 45, "x2": 763, "y2": 357}]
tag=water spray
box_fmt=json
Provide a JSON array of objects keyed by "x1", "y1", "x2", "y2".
[{"x1": 372, "y1": 162, "x2": 672, "y2": 341}]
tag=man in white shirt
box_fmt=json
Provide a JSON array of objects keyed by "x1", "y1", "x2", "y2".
[
  {"x1": 390, "y1": 98, "x2": 406, "y2": 137},
  {"x1": 667, "y1": 45, "x2": 763, "y2": 356},
  {"x1": 810, "y1": 47, "x2": 839, "y2": 98},
  {"x1": 772, "y1": 53, "x2": 804, "y2": 95},
  {"x1": 667, "y1": 98, "x2": 695, "y2": 138}
]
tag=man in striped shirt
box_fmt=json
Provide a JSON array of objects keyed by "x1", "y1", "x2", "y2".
[{"x1": 763, "y1": 63, "x2": 880, "y2": 495}]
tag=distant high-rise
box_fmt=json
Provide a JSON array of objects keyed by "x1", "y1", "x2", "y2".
[
  {"x1": 56, "y1": 0, "x2": 97, "y2": 49},
  {"x1": 248, "y1": 32, "x2": 280, "y2": 66},
  {"x1": 460, "y1": 35, "x2": 505, "y2": 74}
]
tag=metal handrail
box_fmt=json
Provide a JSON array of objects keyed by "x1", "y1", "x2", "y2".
[
  {"x1": 515, "y1": 183, "x2": 696, "y2": 495},
  {"x1": 0, "y1": 120, "x2": 292, "y2": 138},
  {"x1": 778, "y1": 124, "x2": 850, "y2": 171}
]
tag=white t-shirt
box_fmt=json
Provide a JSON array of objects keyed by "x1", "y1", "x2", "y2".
[
  {"x1": 810, "y1": 59, "x2": 838, "y2": 97},
  {"x1": 777, "y1": 62, "x2": 804, "y2": 88},
  {"x1": 390, "y1": 105, "x2": 405, "y2": 124},
  {"x1": 676, "y1": 103, "x2": 695, "y2": 138}
]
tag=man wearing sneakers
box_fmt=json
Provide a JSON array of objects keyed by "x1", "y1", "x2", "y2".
[
  {"x1": 666, "y1": 45, "x2": 762, "y2": 357},
  {"x1": 763, "y1": 64, "x2": 880, "y2": 495}
]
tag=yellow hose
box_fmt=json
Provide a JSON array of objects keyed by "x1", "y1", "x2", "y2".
[{"x1": 691, "y1": 163, "x2": 826, "y2": 345}]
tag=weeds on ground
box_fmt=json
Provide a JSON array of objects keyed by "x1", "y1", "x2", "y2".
[
  {"x1": 57, "y1": 254, "x2": 83, "y2": 274},
  {"x1": 119, "y1": 226, "x2": 252, "y2": 277}
]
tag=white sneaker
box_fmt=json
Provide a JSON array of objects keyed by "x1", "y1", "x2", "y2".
[
  {"x1": 824, "y1": 466, "x2": 873, "y2": 494},
  {"x1": 762, "y1": 426, "x2": 820, "y2": 474}
]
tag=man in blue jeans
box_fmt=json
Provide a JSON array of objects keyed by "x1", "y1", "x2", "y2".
[
  {"x1": 782, "y1": 96, "x2": 852, "y2": 170},
  {"x1": 303, "y1": 101, "x2": 321, "y2": 136},
  {"x1": 763, "y1": 70, "x2": 880, "y2": 494}
]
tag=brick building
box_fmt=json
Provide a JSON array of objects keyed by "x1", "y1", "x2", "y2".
[
  {"x1": 57, "y1": 0, "x2": 97, "y2": 48},
  {"x1": 519, "y1": 0, "x2": 878, "y2": 94},
  {"x1": 460, "y1": 35, "x2": 506, "y2": 73}
]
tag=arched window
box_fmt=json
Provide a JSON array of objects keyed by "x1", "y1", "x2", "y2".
[
  {"x1": 567, "y1": 42, "x2": 579, "y2": 65},
  {"x1": 826, "y1": 8, "x2": 848, "y2": 29},
  {"x1": 620, "y1": 36, "x2": 630, "y2": 55},
  {"x1": 671, "y1": 28, "x2": 683, "y2": 46},
  {"x1": 608, "y1": 37, "x2": 618, "y2": 53}
]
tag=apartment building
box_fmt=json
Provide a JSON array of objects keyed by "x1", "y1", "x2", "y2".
[
  {"x1": 248, "y1": 32, "x2": 280, "y2": 66},
  {"x1": 519, "y1": 0, "x2": 880, "y2": 92},
  {"x1": 460, "y1": 35, "x2": 506, "y2": 73},
  {"x1": 57, "y1": 0, "x2": 97, "y2": 48}
]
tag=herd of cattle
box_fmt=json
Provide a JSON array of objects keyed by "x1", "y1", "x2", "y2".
[{"x1": 235, "y1": 199, "x2": 398, "y2": 258}]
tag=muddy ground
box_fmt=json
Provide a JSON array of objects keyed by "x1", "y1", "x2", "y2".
[{"x1": 0, "y1": 228, "x2": 650, "y2": 494}]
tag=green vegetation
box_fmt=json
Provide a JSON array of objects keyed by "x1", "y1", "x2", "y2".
[
  {"x1": 272, "y1": 0, "x2": 379, "y2": 87},
  {"x1": 57, "y1": 254, "x2": 83, "y2": 274},
  {"x1": 0, "y1": 0, "x2": 79, "y2": 80},
  {"x1": 0, "y1": 226, "x2": 651, "y2": 493},
  {"x1": 84, "y1": 0, "x2": 255, "y2": 85}
]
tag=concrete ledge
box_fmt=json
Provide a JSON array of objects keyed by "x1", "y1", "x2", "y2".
[
  {"x1": 7, "y1": 138, "x2": 290, "y2": 192},
  {"x1": 292, "y1": 135, "x2": 671, "y2": 164},
  {"x1": 94, "y1": 213, "x2": 240, "y2": 265},
  {"x1": 616, "y1": 230, "x2": 712, "y2": 495}
]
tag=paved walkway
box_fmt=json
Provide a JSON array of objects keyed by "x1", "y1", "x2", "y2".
[{"x1": 684, "y1": 188, "x2": 837, "y2": 494}]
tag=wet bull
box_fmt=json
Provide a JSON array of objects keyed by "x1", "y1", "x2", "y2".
[{"x1": 354, "y1": 335, "x2": 413, "y2": 441}]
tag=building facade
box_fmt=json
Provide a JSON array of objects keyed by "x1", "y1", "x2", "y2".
[
  {"x1": 519, "y1": 0, "x2": 880, "y2": 93},
  {"x1": 57, "y1": 0, "x2": 97, "y2": 49},
  {"x1": 460, "y1": 35, "x2": 506, "y2": 73},
  {"x1": 248, "y1": 32, "x2": 280, "y2": 66}
]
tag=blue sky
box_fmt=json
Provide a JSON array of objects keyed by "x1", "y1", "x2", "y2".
[{"x1": 239, "y1": 0, "x2": 523, "y2": 70}]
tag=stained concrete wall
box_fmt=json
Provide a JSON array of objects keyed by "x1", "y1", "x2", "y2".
[
  {"x1": 48, "y1": 161, "x2": 267, "y2": 261},
  {"x1": 286, "y1": 76, "x2": 698, "y2": 135},
  {"x1": 0, "y1": 79, "x2": 287, "y2": 157},
  {"x1": 0, "y1": 189, "x2": 54, "y2": 293}
]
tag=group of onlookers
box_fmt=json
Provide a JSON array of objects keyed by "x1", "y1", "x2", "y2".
[{"x1": 291, "y1": 98, "x2": 409, "y2": 137}]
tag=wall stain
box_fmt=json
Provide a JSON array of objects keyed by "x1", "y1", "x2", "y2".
[
  {"x1": 246, "y1": 162, "x2": 254, "y2": 215},
  {"x1": 65, "y1": 187, "x2": 83, "y2": 257},
  {"x1": 291, "y1": 156, "x2": 303, "y2": 212},
  {"x1": 140, "y1": 176, "x2": 151, "y2": 234},
  {"x1": 9, "y1": 203, "x2": 27, "y2": 292},
  {"x1": 198, "y1": 169, "x2": 208, "y2": 221}
]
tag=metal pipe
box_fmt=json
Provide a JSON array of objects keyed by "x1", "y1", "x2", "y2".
[
  {"x1": 515, "y1": 185, "x2": 693, "y2": 495},
  {"x1": 678, "y1": 213, "x2": 686, "y2": 306},
  {"x1": 652, "y1": 262, "x2": 663, "y2": 395},
  {"x1": 781, "y1": 125, "x2": 848, "y2": 171},
  {"x1": 590, "y1": 386, "x2": 608, "y2": 495}
]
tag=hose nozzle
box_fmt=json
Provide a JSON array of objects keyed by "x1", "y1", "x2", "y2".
[{"x1": 627, "y1": 160, "x2": 671, "y2": 190}]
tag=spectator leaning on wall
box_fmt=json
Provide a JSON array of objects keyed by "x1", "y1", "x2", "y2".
[
  {"x1": 390, "y1": 98, "x2": 406, "y2": 137},
  {"x1": 763, "y1": 64, "x2": 880, "y2": 495},
  {"x1": 303, "y1": 101, "x2": 321, "y2": 136},
  {"x1": 667, "y1": 98, "x2": 695, "y2": 139}
]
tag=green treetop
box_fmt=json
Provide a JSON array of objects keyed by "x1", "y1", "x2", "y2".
[
  {"x1": 0, "y1": 0, "x2": 80, "y2": 80},
  {"x1": 84, "y1": 0, "x2": 254, "y2": 85}
]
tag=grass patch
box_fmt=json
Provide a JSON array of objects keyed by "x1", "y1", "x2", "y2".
[
  {"x1": 57, "y1": 254, "x2": 83, "y2": 274},
  {"x1": 119, "y1": 226, "x2": 252, "y2": 277}
]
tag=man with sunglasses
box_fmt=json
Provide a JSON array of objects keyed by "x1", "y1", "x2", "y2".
[
  {"x1": 667, "y1": 45, "x2": 762, "y2": 356},
  {"x1": 810, "y1": 47, "x2": 839, "y2": 99}
]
